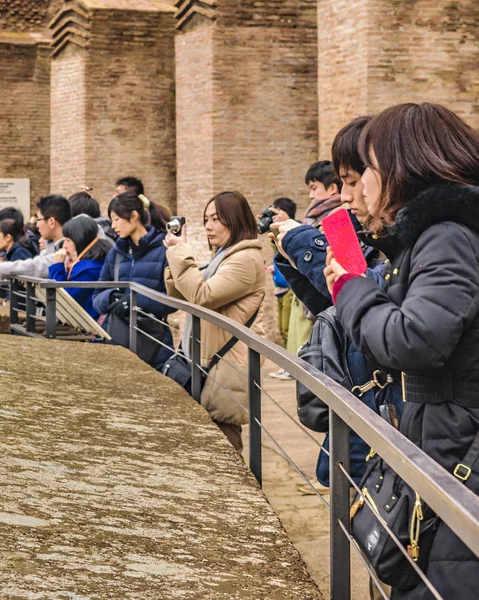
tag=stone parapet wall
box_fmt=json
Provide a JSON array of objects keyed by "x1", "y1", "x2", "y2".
[{"x1": 0, "y1": 335, "x2": 323, "y2": 599}]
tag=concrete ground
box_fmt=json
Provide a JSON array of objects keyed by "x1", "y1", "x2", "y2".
[{"x1": 243, "y1": 361, "x2": 370, "y2": 599}]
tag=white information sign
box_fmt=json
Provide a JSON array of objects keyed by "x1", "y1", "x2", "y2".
[{"x1": 0, "y1": 179, "x2": 31, "y2": 220}]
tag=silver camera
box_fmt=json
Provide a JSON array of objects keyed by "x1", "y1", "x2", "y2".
[{"x1": 166, "y1": 216, "x2": 186, "y2": 236}]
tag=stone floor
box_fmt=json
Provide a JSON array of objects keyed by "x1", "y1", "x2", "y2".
[
  {"x1": 243, "y1": 361, "x2": 370, "y2": 600},
  {"x1": 0, "y1": 336, "x2": 323, "y2": 600}
]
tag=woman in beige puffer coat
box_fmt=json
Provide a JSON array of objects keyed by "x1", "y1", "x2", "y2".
[{"x1": 164, "y1": 191, "x2": 266, "y2": 452}]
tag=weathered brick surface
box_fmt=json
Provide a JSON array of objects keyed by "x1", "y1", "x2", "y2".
[
  {"x1": 50, "y1": 1, "x2": 177, "y2": 213},
  {"x1": 318, "y1": 0, "x2": 479, "y2": 157},
  {"x1": 175, "y1": 0, "x2": 318, "y2": 339},
  {"x1": 0, "y1": 38, "x2": 51, "y2": 211},
  {"x1": 0, "y1": 0, "x2": 63, "y2": 32},
  {"x1": 50, "y1": 43, "x2": 87, "y2": 197}
]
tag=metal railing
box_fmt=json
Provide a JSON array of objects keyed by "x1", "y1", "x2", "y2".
[{"x1": 7, "y1": 275, "x2": 479, "y2": 599}]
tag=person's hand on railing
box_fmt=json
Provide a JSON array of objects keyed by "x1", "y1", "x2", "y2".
[
  {"x1": 109, "y1": 291, "x2": 131, "y2": 323},
  {"x1": 163, "y1": 224, "x2": 187, "y2": 249}
]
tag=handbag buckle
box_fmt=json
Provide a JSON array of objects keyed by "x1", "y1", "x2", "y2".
[
  {"x1": 454, "y1": 463, "x2": 472, "y2": 481},
  {"x1": 372, "y1": 370, "x2": 393, "y2": 389},
  {"x1": 352, "y1": 370, "x2": 393, "y2": 397}
]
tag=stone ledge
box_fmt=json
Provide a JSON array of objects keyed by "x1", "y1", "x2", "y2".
[{"x1": 0, "y1": 335, "x2": 323, "y2": 599}]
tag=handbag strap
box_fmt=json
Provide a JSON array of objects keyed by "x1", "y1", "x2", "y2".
[
  {"x1": 453, "y1": 428, "x2": 479, "y2": 486},
  {"x1": 207, "y1": 298, "x2": 263, "y2": 371},
  {"x1": 114, "y1": 251, "x2": 121, "y2": 281}
]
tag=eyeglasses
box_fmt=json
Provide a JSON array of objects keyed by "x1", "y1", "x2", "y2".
[{"x1": 34, "y1": 217, "x2": 46, "y2": 224}]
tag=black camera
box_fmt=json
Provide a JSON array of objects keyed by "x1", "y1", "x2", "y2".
[
  {"x1": 257, "y1": 207, "x2": 275, "y2": 234},
  {"x1": 166, "y1": 216, "x2": 186, "y2": 236}
]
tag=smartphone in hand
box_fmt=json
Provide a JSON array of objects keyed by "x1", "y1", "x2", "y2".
[{"x1": 321, "y1": 208, "x2": 367, "y2": 275}]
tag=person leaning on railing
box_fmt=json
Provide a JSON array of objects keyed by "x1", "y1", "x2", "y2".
[
  {"x1": 324, "y1": 103, "x2": 479, "y2": 600},
  {"x1": 49, "y1": 215, "x2": 112, "y2": 320},
  {"x1": 163, "y1": 191, "x2": 265, "y2": 454},
  {"x1": 92, "y1": 192, "x2": 176, "y2": 371}
]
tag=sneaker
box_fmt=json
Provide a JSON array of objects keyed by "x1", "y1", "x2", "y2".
[
  {"x1": 268, "y1": 368, "x2": 293, "y2": 380},
  {"x1": 296, "y1": 480, "x2": 330, "y2": 496}
]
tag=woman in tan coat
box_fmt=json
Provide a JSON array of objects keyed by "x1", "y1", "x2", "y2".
[{"x1": 164, "y1": 191, "x2": 265, "y2": 452}]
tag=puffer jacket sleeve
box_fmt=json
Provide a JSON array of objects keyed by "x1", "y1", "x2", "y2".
[
  {"x1": 281, "y1": 224, "x2": 330, "y2": 297},
  {"x1": 166, "y1": 243, "x2": 255, "y2": 310},
  {"x1": 336, "y1": 223, "x2": 479, "y2": 372},
  {"x1": 274, "y1": 254, "x2": 332, "y2": 316},
  {"x1": 135, "y1": 269, "x2": 174, "y2": 318},
  {"x1": 92, "y1": 249, "x2": 117, "y2": 315}
]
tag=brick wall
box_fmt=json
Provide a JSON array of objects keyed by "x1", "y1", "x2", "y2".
[
  {"x1": 0, "y1": 39, "x2": 51, "y2": 212},
  {"x1": 317, "y1": 0, "x2": 479, "y2": 156},
  {"x1": 0, "y1": 0, "x2": 63, "y2": 32},
  {"x1": 50, "y1": 1, "x2": 177, "y2": 214},
  {"x1": 175, "y1": 0, "x2": 318, "y2": 341},
  {"x1": 50, "y1": 43, "x2": 87, "y2": 197},
  {"x1": 175, "y1": 21, "x2": 214, "y2": 264}
]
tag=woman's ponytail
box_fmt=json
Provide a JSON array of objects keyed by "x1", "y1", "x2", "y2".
[{"x1": 109, "y1": 192, "x2": 171, "y2": 232}]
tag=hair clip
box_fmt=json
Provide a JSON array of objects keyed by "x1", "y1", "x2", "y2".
[{"x1": 139, "y1": 194, "x2": 150, "y2": 209}]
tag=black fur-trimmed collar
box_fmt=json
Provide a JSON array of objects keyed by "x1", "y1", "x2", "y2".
[{"x1": 394, "y1": 182, "x2": 479, "y2": 247}]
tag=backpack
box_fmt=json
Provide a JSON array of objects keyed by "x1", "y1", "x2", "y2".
[{"x1": 296, "y1": 307, "x2": 355, "y2": 432}]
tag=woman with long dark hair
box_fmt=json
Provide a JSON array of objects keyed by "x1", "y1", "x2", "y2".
[
  {"x1": 163, "y1": 191, "x2": 265, "y2": 453},
  {"x1": 0, "y1": 219, "x2": 33, "y2": 261},
  {"x1": 49, "y1": 214, "x2": 111, "y2": 318},
  {"x1": 325, "y1": 103, "x2": 479, "y2": 599},
  {"x1": 92, "y1": 192, "x2": 175, "y2": 370}
]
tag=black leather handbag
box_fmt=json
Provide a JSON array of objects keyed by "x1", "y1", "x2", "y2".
[{"x1": 350, "y1": 454, "x2": 438, "y2": 589}]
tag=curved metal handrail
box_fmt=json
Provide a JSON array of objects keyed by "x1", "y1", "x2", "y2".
[{"x1": 9, "y1": 276, "x2": 479, "y2": 574}]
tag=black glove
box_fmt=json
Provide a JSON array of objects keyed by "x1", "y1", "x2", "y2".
[
  {"x1": 109, "y1": 292, "x2": 131, "y2": 323},
  {"x1": 107, "y1": 289, "x2": 123, "y2": 312}
]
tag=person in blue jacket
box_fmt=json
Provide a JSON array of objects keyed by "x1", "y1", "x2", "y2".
[
  {"x1": 92, "y1": 191, "x2": 175, "y2": 371},
  {"x1": 0, "y1": 219, "x2": 34, "y2": 262},
  {"x1": 0, "y1": 208, "x2": 39, "y2": 257},
  {"x1": 49, "y1": 214, "x2": 111, "y2": 319}
]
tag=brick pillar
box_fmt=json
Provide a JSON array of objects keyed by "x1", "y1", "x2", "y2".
[
  {"x1": 0, "y1": 34, "x2": 51, "y2": 214},
  {"x1": 175, "y1": 1, "x2": 318, "y2": 342},
  {"x1": 50, "y1": 0, "x2": 177, "y2": 213},
  {"x1": 175, "y1": 0, "x2": 319, "y2": 263},
  {"x1": 317, "y1": 0, "x2": 479, "y2": 157}
]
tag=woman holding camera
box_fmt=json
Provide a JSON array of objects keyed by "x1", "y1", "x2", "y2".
[
  {"x1": 325, "y1": 103, "x2": 479, "y2": 599},
  {"x1": 163, "y1": 191, "x2": 265, "y2": 452},
  {"x1": 49, "y1": 214, "x2": 111, "y2": 318},
  {"x1": 92, "y1": 192, "x2": 175, "y2": 370}
]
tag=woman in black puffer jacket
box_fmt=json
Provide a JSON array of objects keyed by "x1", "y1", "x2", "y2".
[{"x1": 325, "y1": 103, "x2": 479, "y2": 600}]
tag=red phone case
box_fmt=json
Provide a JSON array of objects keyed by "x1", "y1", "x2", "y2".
[{"x1": 321, "y1": 208, "x2": 367, "y2": 275}]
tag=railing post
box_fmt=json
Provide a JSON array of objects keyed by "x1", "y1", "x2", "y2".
[
  {"x1": 191, "y1": 315, "x2": 202, "y2": 403},
  {"x1": 45, "y1": 287, "x2": 57, "y2": 339},
  {"x1": 129, "y1": 289, "x2": 138, "y2": 354},
  {"x1": 248, "y1": 348, "x2": 262, "y2": 486},
  {"x1": 330, "y1": 410, "x2": 351, "y2": 600},
  {"x1": 9, "y1": 279, "x2": 19, "y2": 327},
  {"x1": 26, "y1": 282, "x2": 36, "y2": 333}
]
